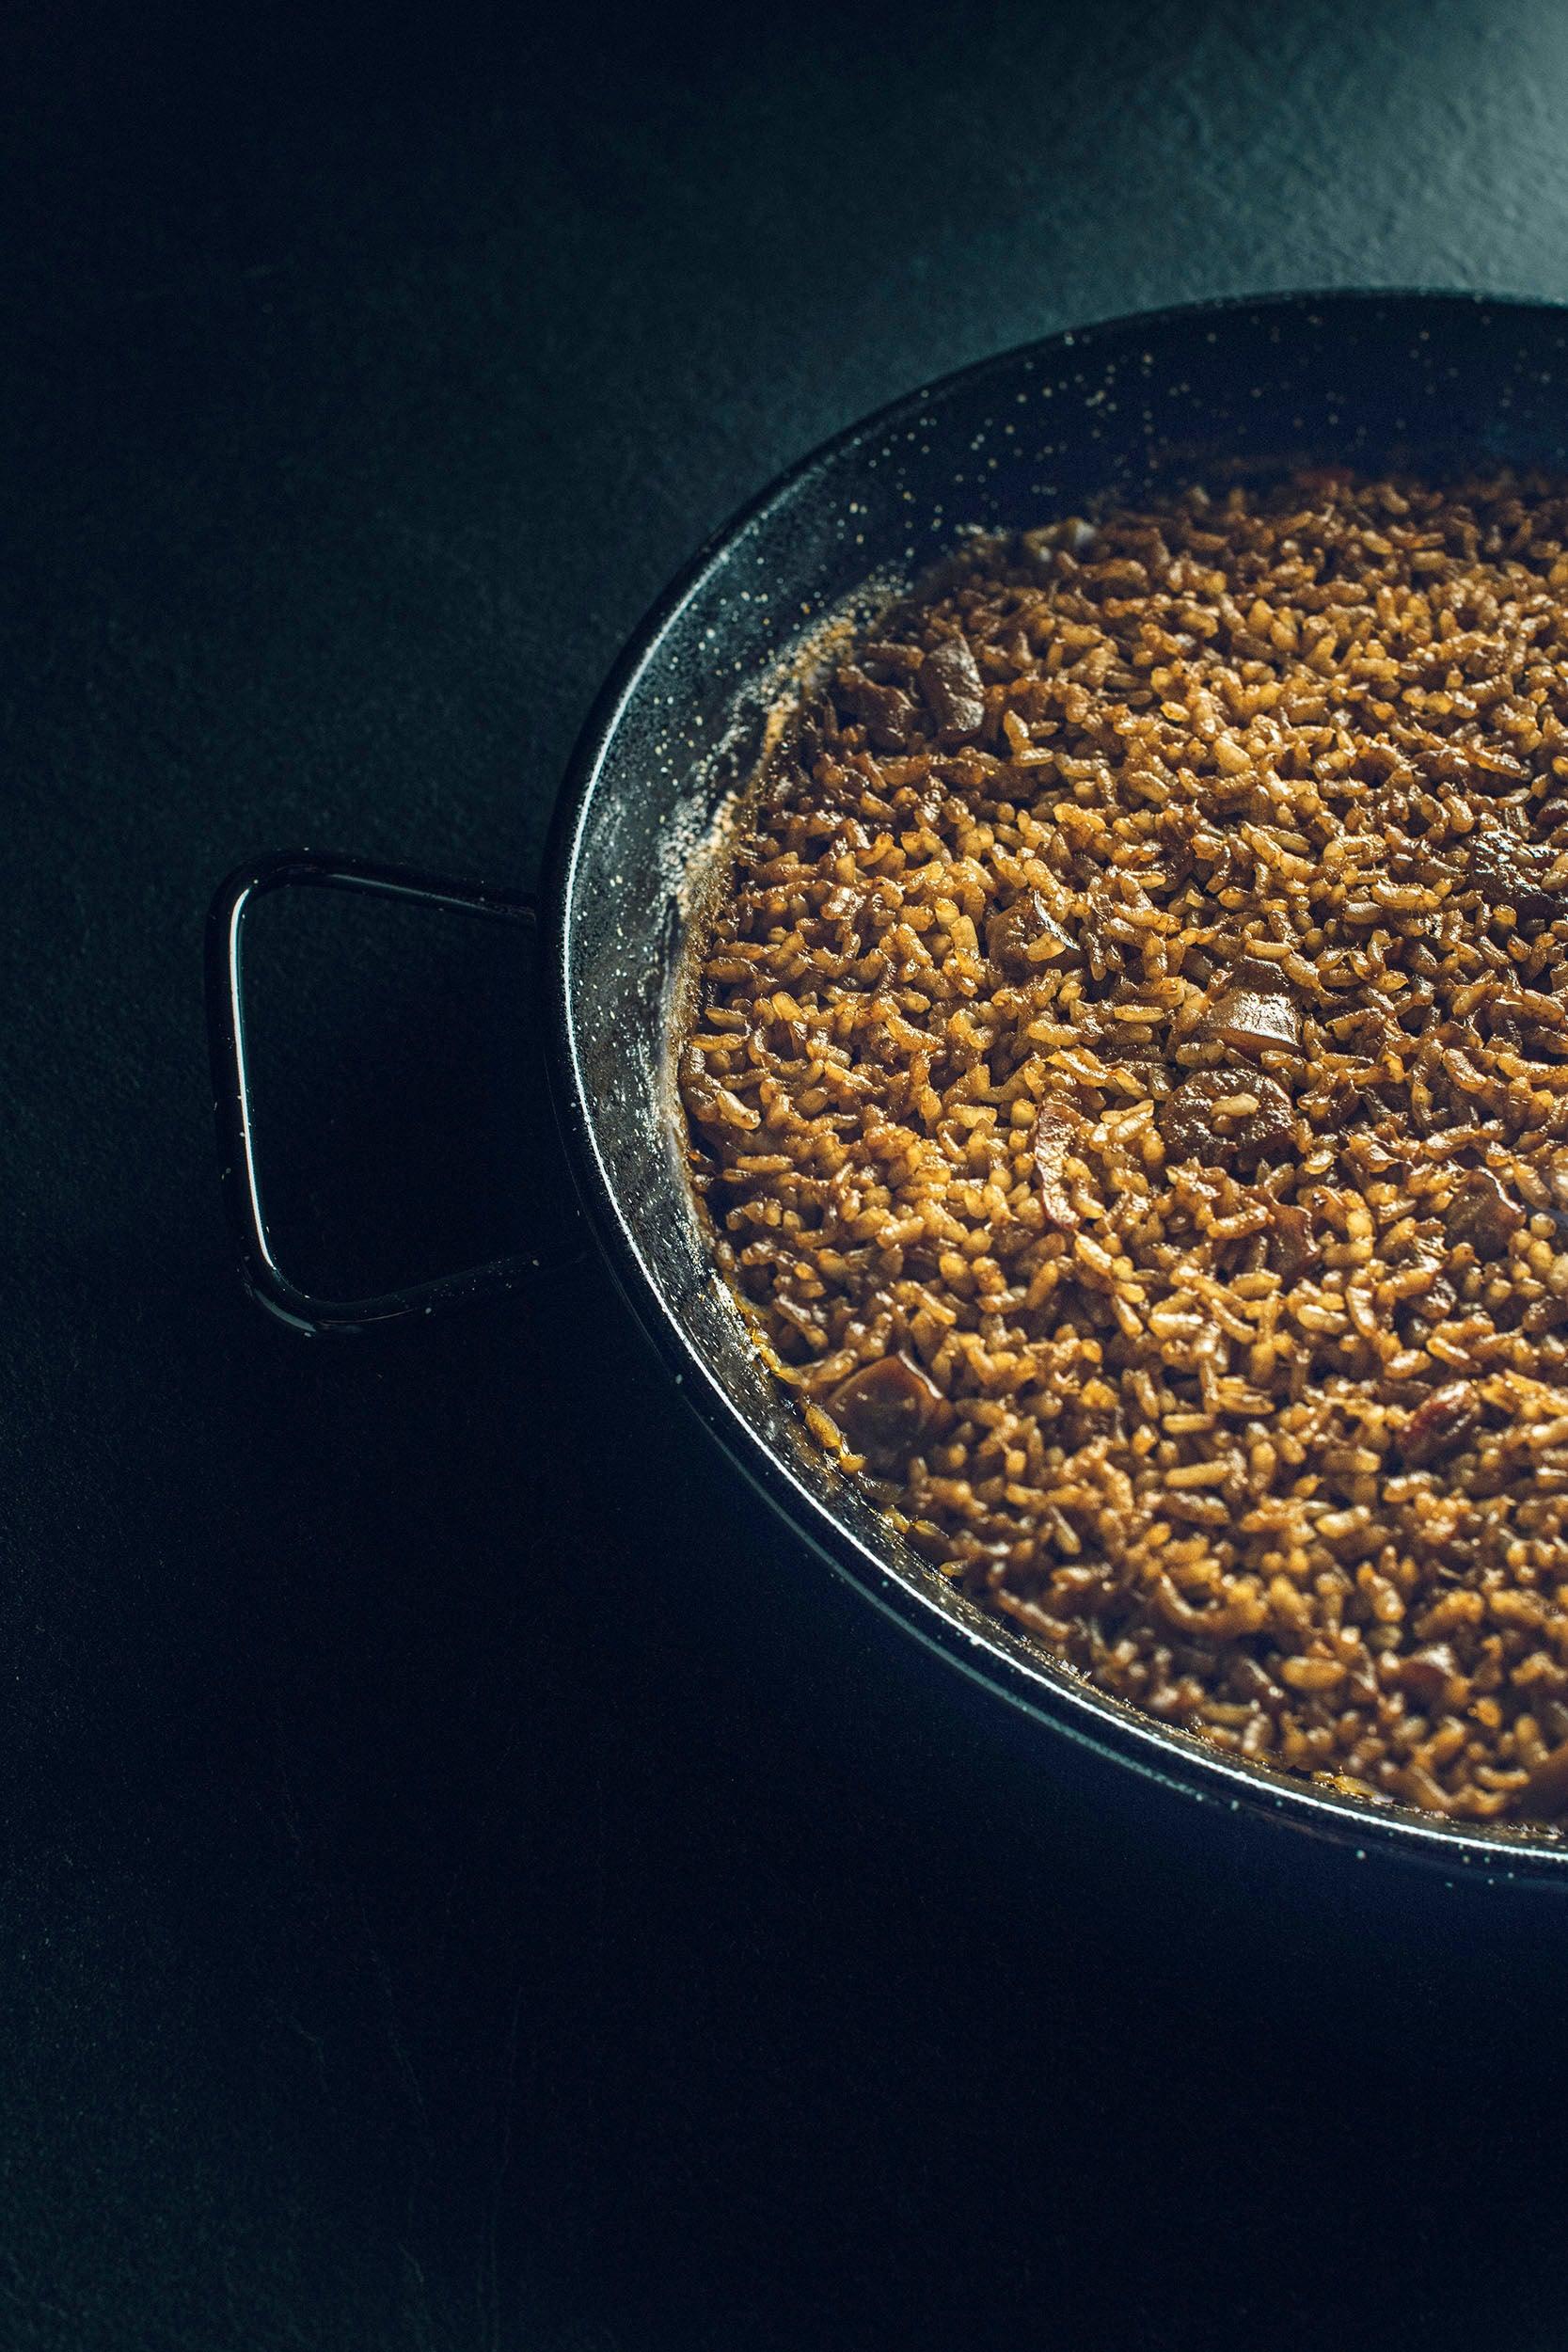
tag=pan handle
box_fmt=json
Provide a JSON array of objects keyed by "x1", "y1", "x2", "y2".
[{"x1": 206, "y1": 850, "x2": 578, "y2": 1335}]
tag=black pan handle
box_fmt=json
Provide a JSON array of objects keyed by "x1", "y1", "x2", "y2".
[{"x1": 206, "y1": 850, "x2": 576, "y2": 1335}]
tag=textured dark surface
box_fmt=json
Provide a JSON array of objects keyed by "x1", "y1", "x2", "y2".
[{"x1": 8, "y1": 2, "x2": 1568, "y2": 2345}]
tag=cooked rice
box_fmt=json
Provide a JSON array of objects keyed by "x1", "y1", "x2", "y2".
[{"x1": 680, "y1": 469, "x2": 1568, "y2": 1826}]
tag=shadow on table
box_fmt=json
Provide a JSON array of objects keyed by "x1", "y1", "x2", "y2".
[{"x1": 173, "y1": 900, "x2": 1568, "y2": 2352}]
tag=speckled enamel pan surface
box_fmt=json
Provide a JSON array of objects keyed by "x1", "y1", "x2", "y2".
[{"x1": 546, "y1": 291, "x2": 1568, "y2": 1888}]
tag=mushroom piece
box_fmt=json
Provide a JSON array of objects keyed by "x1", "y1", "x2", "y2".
[
  {"x1": 1394, "y1": 1643, "x2": 1461, "y2": 1710},
  {"x1": 1196, "y1": 957, "x2": 1302, "y2": 1058},
  {"x1": 1033, "y1": 1099, "x2": 1081, "y2": 1231},
  {"x1": 1157, "y1": 1069, "x2": 1295, "y2": 1173},
  {"x1": 1267, "y1": 1200, "x2": 1318, "y2": 1283},
  {"x1": 1202, "y1": 989, "x2": 1302, "y2": 1057},
  {"x1": 1468, "y1": 829, "x2": 1565, "y2": 927},
  {"x1": 1520, "y1": 1738, "x2": 1568, "y2": 1821},
  {"x1": 836, "y1": 666, "x2": 913, "y2": 752},
  {"x1": 917, "y1": 636, "x2": 986, "y2": 739},
  {"x1": 825, "y1": 1354, "x2": 943, "y2": 1472},
  {"x1": 987, "y1": 889, "x2": 1078, "y2": 977},
  {"x1": 1399, "y1": 1380, "x2": 1481, "y2": 1469},
  {"x1": 1445, "y1": 1169, "x2": 1523, "y2": 1261}
]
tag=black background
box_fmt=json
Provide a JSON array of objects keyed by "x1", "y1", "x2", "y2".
[{"x1": 8, "y1": 3, "x2": 1568, "y2": 2345}]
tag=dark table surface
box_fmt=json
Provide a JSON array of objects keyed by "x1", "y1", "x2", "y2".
[{"x1": 10, "y1": 2, "x2": 1568, "y2": 2344}]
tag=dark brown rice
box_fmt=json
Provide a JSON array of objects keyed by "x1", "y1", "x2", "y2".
[{"x1": 680, "y1": 469, "x2": 1568, "y2": 1825}]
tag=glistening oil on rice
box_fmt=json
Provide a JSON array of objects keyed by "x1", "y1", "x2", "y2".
[{"x1": 680, "y1": 469, "x2": 1568, "y2": 1826}]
